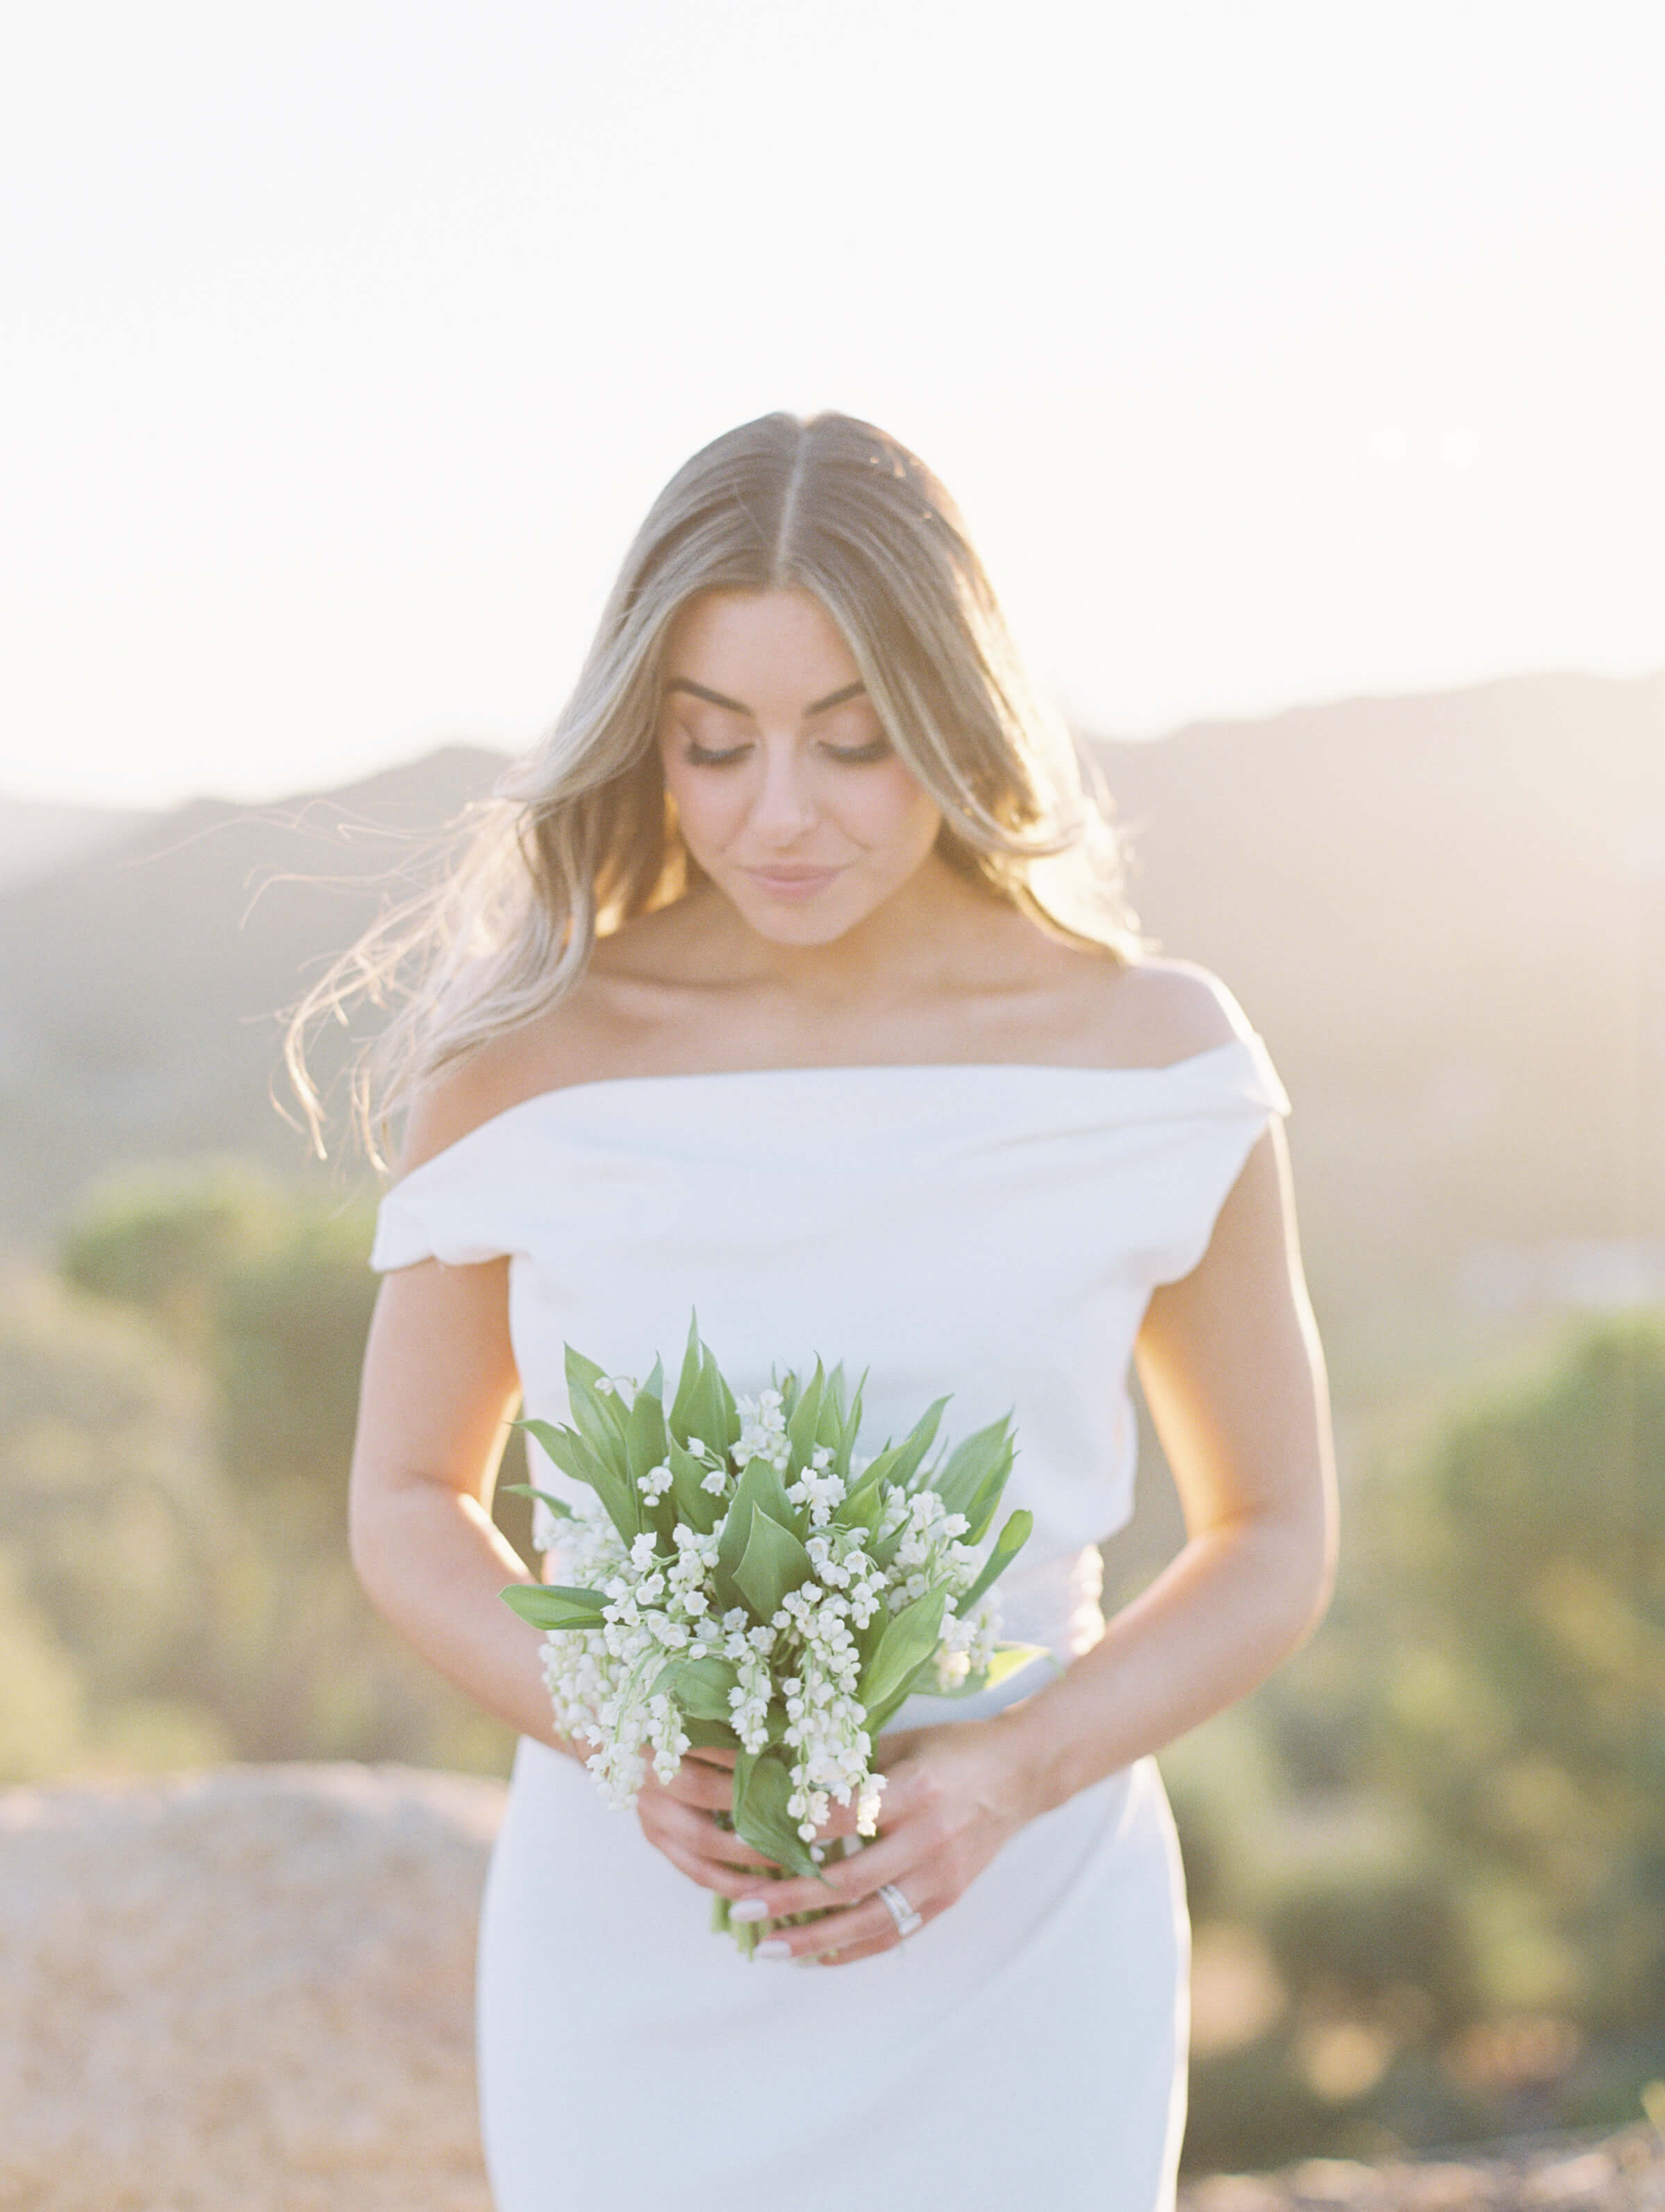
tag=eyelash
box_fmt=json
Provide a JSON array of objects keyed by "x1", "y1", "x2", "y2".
[{"x1": 682, "y1": 738, "x2": 892, "y2": 768}]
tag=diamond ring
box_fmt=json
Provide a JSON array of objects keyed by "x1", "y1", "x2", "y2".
[{"x1": 875, "y1": 1881, "x2": 923, "y2": 1940}]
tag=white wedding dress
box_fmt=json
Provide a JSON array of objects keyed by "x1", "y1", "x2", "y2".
[{"x1": 370, "y1": 1034, "x2": 1292, "y2": 2212}]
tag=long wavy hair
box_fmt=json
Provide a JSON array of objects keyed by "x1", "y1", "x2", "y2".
[{"x1": 285, "y1": 411, "x2": 1147, "y2": 1164}]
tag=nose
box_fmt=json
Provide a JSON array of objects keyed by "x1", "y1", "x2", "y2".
[{"x1": 747, "y1": 740, "x2": 818, "y2": 845}]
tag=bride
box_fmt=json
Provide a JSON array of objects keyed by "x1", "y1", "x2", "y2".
[{"x1": 295, "y1": 411, "x2": 1337, "y2": 2211}]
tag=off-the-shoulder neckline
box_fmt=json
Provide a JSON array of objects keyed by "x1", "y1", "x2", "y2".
[{"x1": 391, "y1": 1034, "x2": 1277, "y2": 1185}]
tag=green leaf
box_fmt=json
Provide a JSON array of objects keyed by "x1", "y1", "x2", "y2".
[
  {"x1": 665, "y1": 1434, "x2": 724, "y2": 1533},
  {"x1": 516, "y1": 1417, "x2": 588, "y2": 1480},
  {"x1": 733, "y1": 1506, "x2": 814, "y2": 1619},
  {"x1": 732, "y1": 1750, "x2": 824, "y2": 1882},
  {"x1": 521, "y1": 1414, "x2": 639, "y2": 1545},
  {"x1": 863, "y1": 1684, "x2": 919, "y2": 1738},
  {"x1": 565, "y1": 1344, "x2": 629, "y2": 1450},
  {"x1": 499, "y1": 1582, "x2": 608, "y2": 1631},
  {"x1": 660, "y1": 1654, "x2": 742, "y2": 1722},
  {"x1": 930, "y1": 1417, "x2": 1014, "y2": 1526},
  {"x1": 499, "y1": 1481, "x2": 574, "y2": 1521},
  {"x1": 714, "y1": 1456, "x2": 794, "y2": 1610},
  {"x1": 681, "y1": 1715, "x2": 743, "y2": 1752},
  {"x1": 785, "y1": 1359, "x2": 825, "y2": 1471},
  {"x1": 839, "y1": 1439, "x2": 905, "y2": 1526},
  {"x1": 859, "y1": 1586, "x2": 947, "y2": 1711},
  {"x1": 963, "y1": 1460, "x2": 1017, "y2": 1547},
  {"x1": 711, "y1": 1357, "x2": 740, "y2": 1451},
  {"x1": 686, "y1": 1355, "x2": 736, "y2": 1464},
  {"x1": 624, "y1": 1363, "x2": 669, "y2": 1485},
  {"x1": 668, "y1": 1312, "x2": 704, "y2": 1443},
  {"x1": 839, "y1": 1477, "x2": 886, "y2": 1537},
  {"x1": 958, "y1": 1507, "x2": 1034, "y2": 1615},
  {"x1": 836, "y1": 1369, "x2": 868, "y2": 1478},
  {"x1": 815, "y1": 1362, "x2": 848, "y2": 1455},
  {"x1": 889, "y1": 1396, "x2": 950, "y2": 1489}
]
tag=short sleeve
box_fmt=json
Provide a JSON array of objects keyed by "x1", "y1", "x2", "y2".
[
  {"x1": 1145, "y1": 1032, "x2": 1292, "y2": 1287},
  {"x1": 368, "y1": 1168, "x2": 517, "y2": 1271}
]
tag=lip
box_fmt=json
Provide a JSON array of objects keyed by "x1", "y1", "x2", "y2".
[{"x1": 742, "y1": 864, "x2": 845, "y2": 900}]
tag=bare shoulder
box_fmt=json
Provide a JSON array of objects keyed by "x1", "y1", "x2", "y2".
[
  {"x1": 1087, "y1": 952, "x2": 1255, "y2": 1068},
  {"x1": 392, "y1": 998, "x2": 618, "y2": 1178},
  {"x1": 395, "y1": 1036, "x2": 540, "y2": 1178}
]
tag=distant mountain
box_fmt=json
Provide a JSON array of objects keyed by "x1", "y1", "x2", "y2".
[
  {"x1": 0, "y1": 746, "x2": 502, "y2": 1241},
  {"x1": 1, "y1": 675, "x2": 1661, "y2": 1392},
  {"x1": 1093, "y1": 669, "x2": 1665, "y2": 1376},
  {"x1": 0, "y1": 796, "x2": 153, "y2": 892}
]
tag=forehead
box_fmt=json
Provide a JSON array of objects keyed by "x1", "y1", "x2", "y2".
[{"x1": 662, "y1": 588, "x2": 860, "y2": 694}]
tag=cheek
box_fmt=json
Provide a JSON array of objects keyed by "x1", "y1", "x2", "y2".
[
  {"x1": 660, "y1": 748, "x2": 736, "y2": 847},
  {"x1": 843, "y1": 764, "x2": 941, "y2": 859}
]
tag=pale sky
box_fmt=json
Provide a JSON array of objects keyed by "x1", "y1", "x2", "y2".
[{"x1": 3, "y1": 1, "x2": 1662, "y2": 807}]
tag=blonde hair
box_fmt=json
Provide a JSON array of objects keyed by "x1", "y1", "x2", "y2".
[{"x1": 285, "y1": 410, "x2": 1146, "y2": 1162}]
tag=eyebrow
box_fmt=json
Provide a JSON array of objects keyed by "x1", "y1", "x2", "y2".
[{"x1": 663, "y1": 678, "x2": 868, "y2": 718}]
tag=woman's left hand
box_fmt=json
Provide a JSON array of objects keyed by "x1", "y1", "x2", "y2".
[{"x1": 734, "y1": 1715, "x2": 1034, "y2": 1965}]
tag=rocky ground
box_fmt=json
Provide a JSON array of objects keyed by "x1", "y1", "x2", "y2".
[
  {"x1": 0, "y1": 1762, "x2": 501, "y2": 2212},
  {"x1": 1180, "y1": 2129, "x2": 1665, "y2": 2212},
  {"x1": 2, "y1": 1761, "x2": 1659, "y2": 2211}
]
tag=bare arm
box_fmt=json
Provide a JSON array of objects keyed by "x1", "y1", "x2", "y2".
[
  {"x1": 349, "y1": 1251, "x2": 568, "y2": 1749},
  {"x1": 349, "y1": 1241, "x2": 800, "y2": 1888}
]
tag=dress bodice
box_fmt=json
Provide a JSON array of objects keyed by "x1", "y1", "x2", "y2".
[{"x1": 370, "y1": 1034, "x2": 1291, "y2": 1651}]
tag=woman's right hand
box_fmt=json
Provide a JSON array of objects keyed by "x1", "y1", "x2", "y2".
[{"x1": 630, "y1": 1747, "x2": 787, "y2": 1900}]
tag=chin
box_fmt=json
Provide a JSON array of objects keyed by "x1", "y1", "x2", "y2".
[
  {"x1": 732, "y1": 895, "x2": 871, "y2": 946},
  {"x1": 716, "y1": 874, "x2": 886, "y2": 945}
]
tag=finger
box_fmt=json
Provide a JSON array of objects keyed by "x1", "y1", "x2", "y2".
[
  {"x1": 761, "y1": 1890, "x2": 931, "y2": 1963},
  {"x1": 652, "y1": 1837, "x2": 784, "y2": 1901},
  {"x1": 655, "y1": 1763, "x2": 742, "y2": 1814},
  {"x1": 756, "y1": 1823, "x2": 926, "y2": 1920},
  {"x1": 640, "y1": 1797, "x2": 780, "y2": 1872},
  {"x1": 816, "y1": 1939, "x2": 893, "y2": 1967},
  {"x1": 808, "y1": 1929, "x2": 900, "y2": 1967},
  {"x1": 705, "y1": 1831, "x2": 783, "y2": 1872},
  {"x1": 740, "y1": 1832, "x2": 937, "y2": 1928}
]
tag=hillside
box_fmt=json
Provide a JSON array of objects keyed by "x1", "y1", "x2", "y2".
[
  {"x1": 1095, "y1": 668, "x2": 1665, "y2": 1376},
  {"x1": 0, "y1": 796, "x2": 151, "y2": 893},
  {"x1": 1, "y1": 672, "x2": 1660, "y2": 1393},
  {"x1": 0, "y1": 745, "x2": 500, "y2": 1238}
]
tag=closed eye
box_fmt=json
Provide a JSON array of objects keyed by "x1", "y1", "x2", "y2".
[
  {"x1": 680, "y1": 736, "x2": 892, "y2": 768},
  {"x1": 822, "y1": 738, "x2": 893, "y2": 765},
  {"x1": 683, "y1": 741, "x2": 751, "y2": 767}
]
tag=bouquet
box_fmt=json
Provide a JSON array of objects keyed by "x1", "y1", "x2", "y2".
[{"x1": 499, "y1": 1315, "x2": 1036, "y2": 1952}]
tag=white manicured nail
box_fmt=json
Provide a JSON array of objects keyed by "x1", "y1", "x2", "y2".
[
  {"x1": 755, "y1": 1940, "x2": 792, "y2": 1961},
  {"x1": 730, "y1": 1899, "x2": 768, "y2": 1923}
]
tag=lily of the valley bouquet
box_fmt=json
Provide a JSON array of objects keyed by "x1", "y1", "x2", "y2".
[{"x1": 500, "y1": 1316, "x2": 1035, "y2": 1953}]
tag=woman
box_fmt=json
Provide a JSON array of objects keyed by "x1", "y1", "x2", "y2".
[{"x1": 299, "y1": 411, "x2": 1336, "y2": 2212}]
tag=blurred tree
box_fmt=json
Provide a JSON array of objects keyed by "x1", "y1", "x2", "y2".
[
  {"x1": 1169, "y1": 1305, "x2": 1665, "y2": 2169},
  {"x1": 51, "y1": 1160, "x2": 529, "y2": 1774},
  {"x1": 1374, "y1": 1310, "x2": 1665, "y2": 2038},
  {"x1": 61, "y1": 1156, "x2": 533, "y2": 1546},
  {"x1": 60, "y1": 1157, "x2": 290, "y2": 1358},
  {"x1": 63, "y1": 1159, "x2": 381, "y2": 1499},
  {"x1": 0, "y1": 1266, "x2": 236, "y2": 1781}
]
